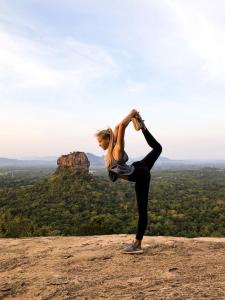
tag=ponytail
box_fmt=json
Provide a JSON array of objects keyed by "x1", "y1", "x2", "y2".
[
  {"x1": 105, "y1": 128, "x2": 115, "y2": 168},
  {"x1": 94, "y1": 127, "x2": 115, "y2": 168}
]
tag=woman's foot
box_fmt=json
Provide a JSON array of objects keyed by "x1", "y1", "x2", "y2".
[
  {"x1": 121, "y1": 241, "x2": 144, "y2": 254},
  {"x1": 134, "y1": 112, "x2": 146, "y2": 130},
  {"x1": 131, "y1": 117, "x2": 142, "y2": 131}
]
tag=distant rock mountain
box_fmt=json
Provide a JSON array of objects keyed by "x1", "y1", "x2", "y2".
[
  {"x1": 55, "y1": 151, "x2": 90, "y2": 174},
  {"x1": 0, "y1": 157, "x2": 56, "y2": 167},
  {"x1": 85, "y1": 152, "x2": 105, "y2": 165},
  {"x1": 16, "y1": 156, "x2": 57, "y2": 161}
]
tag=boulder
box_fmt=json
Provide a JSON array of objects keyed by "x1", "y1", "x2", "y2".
[{"x1": 55, "y1": 151, "x2": 90, "y2": 174}]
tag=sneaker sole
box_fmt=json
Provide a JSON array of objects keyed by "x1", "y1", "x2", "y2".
[{"x1": 121, "y1": 249, "x2": 144, "y2": 254}]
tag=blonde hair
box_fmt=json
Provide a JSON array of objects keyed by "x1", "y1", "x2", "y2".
[{"x1": 94, "y1": 127, "x2": 115, "y2": 168}]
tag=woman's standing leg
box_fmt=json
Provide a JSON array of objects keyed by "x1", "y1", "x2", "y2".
[
  {"x1": 125, "y1": 125, "x2": 162, "y2": 250},
  {"x1": 134, "y1": 170, "x2": 151, "y2": 242}
]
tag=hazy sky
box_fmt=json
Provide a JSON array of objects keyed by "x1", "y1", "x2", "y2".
[{"x1": 1, "y1": 0, "x2": 225, "y2": 160}]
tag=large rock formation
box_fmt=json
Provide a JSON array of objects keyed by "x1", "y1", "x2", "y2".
[
  {"x1": 0, "y1": 235, "x2": 225, "y2": 299},
  {"x1": 55, "y1": 151, "x2": 90, "y2": 174}
]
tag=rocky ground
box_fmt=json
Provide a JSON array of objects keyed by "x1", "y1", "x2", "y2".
[{"x1": 0, "y1": 234, "x2": 225, "y2": 299}]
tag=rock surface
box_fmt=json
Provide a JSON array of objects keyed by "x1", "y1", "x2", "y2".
[
  {"x1": 55, "y1": 151, "x2": 90, "y2": 174},
  {"x1": 0, "y1": 234, "x2": 225, "y2": 299}
]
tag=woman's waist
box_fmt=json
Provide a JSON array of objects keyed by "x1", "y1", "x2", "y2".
[{"x1": 109, "y1": 164, "x2": 134, "y2": 171}]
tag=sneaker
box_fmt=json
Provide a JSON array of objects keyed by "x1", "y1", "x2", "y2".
[
  {"x1": 131, "y1": 117, "x2": 142, "y2": 131},
  {"x1": 131, "y1": 112, "x2": 146, "y2": 131},
  {"x1": 121, "y1": 242, "x2": 144, "y2": 254},
  {"x1": 135, "y1": 112, "x2": 146, "y2": 130}
]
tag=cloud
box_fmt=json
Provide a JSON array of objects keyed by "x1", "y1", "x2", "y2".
[
  {"x1": 0, "y1": 16, "x2": 118, "y2": 100},
  {"x1": 160, "y1": 0, "x2": 225, "y2": 83},
  {"x1": 125, "y1": 79, "x2": 150, "y2": 93},
  {"x1": 1, "y1": 0, "x2": 225, "y2": 159}
]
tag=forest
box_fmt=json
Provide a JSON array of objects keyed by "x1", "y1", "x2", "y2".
[{"x1": 0, "y1": 167, "x2": 224, "y2": 238}]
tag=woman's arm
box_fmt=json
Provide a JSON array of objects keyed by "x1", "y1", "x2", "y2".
[
  {"x1": 115, "y1": 109, "x2": 138, "y2": 150},
  {"x1": 113, "y1": 124, "x2": 120, "y2": 143}
]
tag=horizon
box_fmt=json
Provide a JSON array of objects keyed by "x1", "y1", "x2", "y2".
[
  {"x1": 1, "y1": 1, "x2": 225, "y2": 160},
  {"x1": 1, "y1": 153, "x2": 225, "y2": 163}
]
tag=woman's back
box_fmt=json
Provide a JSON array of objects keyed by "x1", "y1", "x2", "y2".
[
  {"x1": 107, "y1": 149, "x2": 135, "y2": 182},
  {"x1": 111, "y1": 149, "x2": 128, "y2": 164}
]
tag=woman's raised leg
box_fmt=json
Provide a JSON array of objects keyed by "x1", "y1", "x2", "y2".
[{"x1": 140, "y1": 127, "x2": 162, "y2": 171}]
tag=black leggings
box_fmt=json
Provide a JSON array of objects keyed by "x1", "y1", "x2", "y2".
[{"x1": 127, "y1": 127, "x2": 162, "y2": 240}]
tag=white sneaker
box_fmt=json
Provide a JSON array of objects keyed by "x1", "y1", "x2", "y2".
[
  {"x1": 131, "y1": 112, "x2": 146, "y2": 131},
  {"x1": 121, "y1": 242, "x2": 144, "y2": 254}
]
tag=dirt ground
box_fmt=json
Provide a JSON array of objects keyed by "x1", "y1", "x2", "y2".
[{"x1": 0, "y1": 234, "x2": 225, "y2": 299}]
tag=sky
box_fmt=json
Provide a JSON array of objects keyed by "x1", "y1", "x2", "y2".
[{"x1": 1, "y1": 0, "x2": 225, "y2": 160}]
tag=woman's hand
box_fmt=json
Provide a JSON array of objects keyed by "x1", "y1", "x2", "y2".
[{"x1": 119, "y1": 109, "x2": 140, "y2": 128}]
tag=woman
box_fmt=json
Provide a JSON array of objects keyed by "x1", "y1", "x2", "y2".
[{"x1": 95, "y1": 109, "x2": 162, "y2": 254}]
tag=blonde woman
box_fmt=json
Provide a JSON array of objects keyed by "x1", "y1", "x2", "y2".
[{"x1": 95, "y1": 109, "x2": 162, "y2": 253}]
